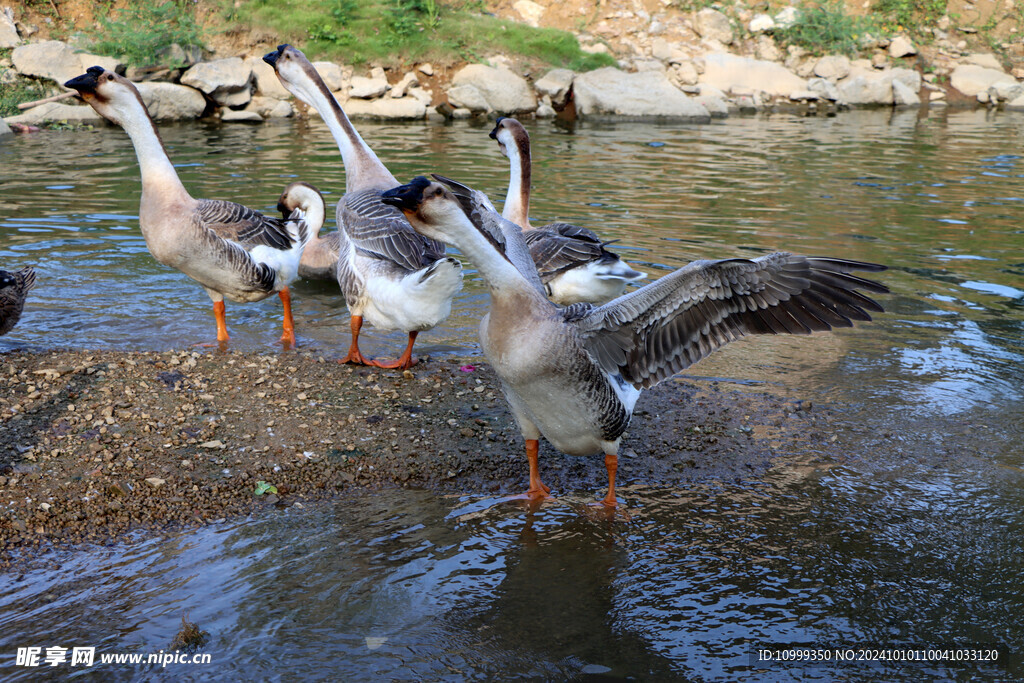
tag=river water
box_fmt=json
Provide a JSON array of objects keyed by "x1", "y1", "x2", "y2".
[{"x1": 0, "y1": 110, "x2": 1022, "y2": 680}]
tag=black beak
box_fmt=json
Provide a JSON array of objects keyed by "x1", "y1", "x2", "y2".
[
  {"x1": 381, "y1": 176, "x2": 432, "y2": 212},
  {"x1": 263, "y1": 44, "x2": 288, "y2": 68},
  {"x1": 488, "y1": 116, "x2": 507, "y2": 140},
  {"x1": 64, "y1": 66, "x2": 105, "y2": 93}
]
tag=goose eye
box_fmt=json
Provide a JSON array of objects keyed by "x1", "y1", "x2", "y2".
[
  {"x1": 433, "y1": 188, "x2": 443, "y2": 197},
  {"x1": 106, "y1": 74, "x2": 114, "y2": 81}
]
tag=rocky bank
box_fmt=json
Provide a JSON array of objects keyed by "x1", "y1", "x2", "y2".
[{"x1": 4, "y1": 1, "x2": 1024, "y2": 132}]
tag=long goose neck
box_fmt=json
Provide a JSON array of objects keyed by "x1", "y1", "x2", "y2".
[
  {"x1": 119, "y1": 101, "x2": 188, "y2": 200},
  {"x1": 450, "y1": 214, "x2": 544, "y2": 305},
  {"x1": 501, "y1": 136, "x2": 532, "y2": 229},
  {"x1": 297, "y1": 75, "x2": 396, "y2": 192}
]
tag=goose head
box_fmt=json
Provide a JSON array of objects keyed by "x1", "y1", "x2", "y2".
[
  {"x1": 488, "y1": 116, "x2": 530, "y2": 161},
  {"x1": 263, "y1": 44, "x2": 325, "y2": 109},
  {"x1": 277, "y1": 181, "x2": 325, "y2": 220},
  {"x1": 381, "y1": 176, "x2": 474, "y2": 246},
  {"x1": 65, "y1": 67, "x2": 146, "y2": 127}
]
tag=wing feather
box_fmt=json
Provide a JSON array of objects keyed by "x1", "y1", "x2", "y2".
[
  {"x1": 523, "y1": 223, "x2": 616, "y2": 283},
  {"x1": 197, "y1": 199, "x2": 298, "y2": 251},
  {"x1": 339, "y1": 188, "x2": 446, "y2": 272},
  {"x1": 570, "y1": 253, "x2": 888, "y2": 389}
]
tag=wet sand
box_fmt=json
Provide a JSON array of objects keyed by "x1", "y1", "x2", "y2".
[{"x1": 0, "y1": 348, "x2": 839, "y2": 563}]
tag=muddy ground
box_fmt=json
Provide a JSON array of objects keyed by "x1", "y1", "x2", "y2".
[{"x1": 0, "y1": 347, "x2": 842, "y2": 564}]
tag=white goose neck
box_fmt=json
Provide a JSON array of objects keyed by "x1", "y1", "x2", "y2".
[
  {"x1": 298, "y1": 78, "x2": 396, "y2": 192},
  {"x1": 449, "y1": 214, "x2": 541, "y2": 302},
  {"x1": 119, "y1": 103, "x2": 188, "y2": 199},
  {"x1": 501, "y1": 139, "x2": 532, "y2": 229}
]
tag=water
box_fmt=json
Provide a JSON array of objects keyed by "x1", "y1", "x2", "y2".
[{"x1": 1, "y1": 110, "x2": 1023, "y2": 680}]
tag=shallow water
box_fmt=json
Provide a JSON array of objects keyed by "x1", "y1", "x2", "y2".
[{"x1": 1, "y1": 110, "x2": 1023, "y2": 679}]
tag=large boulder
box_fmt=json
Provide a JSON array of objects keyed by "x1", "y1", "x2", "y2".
[
  {"x1": 245, "y1": 96, "x2": 293, "y2": 118},
  {"x1": 695, "y1": 8, "x2": 733, "y2": 44},
  {"x1": 0, "y1": 7, "x2": 20, "y2": 48},
  {"x1": 447, "y1": 84, "x2": 490, "y2": 111},
  {"x1": 181, "y1": 58, "x2": 252, "y2": 105},
  {"x1": 573, "y1": 67, "x2": 710, "y2": 119},
  {"x1": 534, "y1": 68, "x2": 574, "y2": 106},
  {"x1": 950, "y1": 64, "x2": 1012, "y2": 97},
  {"x1": 312, "y1": 61, "x2": 346, "y2": 92},
  {"x1": 349, "y1": 75, "x2": 389, "y2": 99},
  {"x1": 135, "y1": 82, "x2": 206, "y2": 119},
  {"x1": 248, "y1": 56, "x2": 290, "y2": 99},
  {"x1": 5, "y1": 101, "x2": 104, "y2": 125},
  {"x1": 451, "y1": 64, "x2": 536, "y2": 113},
  {"x1": 892, "y1": 79, "x2": 920, "y2": 106},
  {"x1": 813, "y1": 55, "x2": 851, "y2": 81},
  {"x1": 836, "y1": 68, "x2": 894, "y2": 105},
  {"x1": 12, "y1": 41, "x2": 81, "y2": 83},
  {"x1": 699, "y1": 53, "x2": 806, "y2": 97},
  {"x1": 340, "y1": 97, "x2": 427, "y2": 119}
]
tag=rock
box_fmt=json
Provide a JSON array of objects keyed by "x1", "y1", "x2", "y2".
[
  {"x1": 536, "y1": 103, "x2": 556, "y2": 118},
  {"x1": 1005, "y1": 92, "x2": 1024, "y2": 109},
  {"x1": 349, "y1": 75, "x2": 389, "y2": 99},
  {"x1": 633, "y1": 59, "x2": 665, "y2": 73},
  {"x1": 221, "y1": 109, "x2": 263, "y2": 122},
  {"x1": 699, "y1": 53, "x2": 806, "y2": 96},
  {"x1": 5, "y1": 101, "x2": 104, "y2": 125},
  {"x1": 950, "y1": 64, "x2": 1011, "y2": 97},
  {"x1": 390, "y1": 72, "x2": 418, "y2": 98},
  {"x1": 513, "y1": 0, "x2": 544, "y2": 27},
  {"x1": 774, "y1": 6, "x2": 799, "y2": 28},
  {"x1": 451, "y1": 64, "x2": 536, "y2": 113},
  {"x1": 145, "y1": 477, "x2": 165, "y2": 488},
  {"x1": 651, "y1": 38, "x2": 672, "y2": 62},
  {"x1": 892, "y1": 79, "x2": 920, "y2": 106},
  {"x1": 891, "y1": 67, "x2": 921, "y2": 92},
  {"x1": 988, "y1": 81, "x2": 1024, "y2": 102},
  {"x1": 213, "y1": 88, "x2": 251, "y2": 108},
  {"x1": 755, "y1": 35, "x2": 782, "y2": 62},
  {"x1": 837, "y1": 69, "x2": 894, "y2": 105},
  {"x1": 245, "y1": 96, "x2": 293, "y2": 118},
  {"x1": 807, "y1": 77, "x2": 840, "y2": 101},
  {"x1": 451, "y1": 107, "x2": 473, "y2": 119},
  {"x1": 871, "y1": 53, "x2": 888, "y2": 69},
  {"x1": 0, "y1": 118, "x2": 12, "y2": 136},
  {"x1": 789, "y1": 90, "x2": 820, "y2": 101},
  {"x1": 1, "y1": 7, "x2": 20, "y2": 48},
  {"x1": 417, "y1": 62, "x2": 434, "y2": 76},
  {"x1": 534, "y1": 68, "x2": 574, "y2": 106},
  {"x1": 695, "y1": 8, "x2": 733, "y2": 44},
  {"x1": 136, "y1": 82, "x2": 207, "y2": 119},
  {"x1": 447, "y1": 84, "x2": 490, "y2": 111},
  {"x1": 345, "y1": 97, "x2": 427, "y2": 119},
  {"x1": 674, "y1": 61, "x2": 699, "y2": 86},
  {"x1": 749, "y1": 14, "x2": 775, "y2": 33},
  {"x1": 248, "y1": 56, "x2": 290, "y2": 99},
  {"x1": 888, "y1": 36, "x2": 916, "y2": 58},
  {"x1": 12, "y1": 40, "x2": 81, "y2": 84},
  {"x1": 406, "y1": 86, "x2": 432, "y2": 106},
  {"x1": 312, "y1": 61, "x2": 345, "y2": 92},
  {"x1": 181, "y1": 58, "x2": 251, "y2": 94},
  {"x1": 574, "y1": 67, "x2": 710, "y2": 119},
  {"x1": 965, "y1": 53, "x2": 1003, "y2": 70},
  {"x1": 77, "y1": 53, "x2": 122, "y2": 75},
  {"x1": 693, "y1": 94, "x2": 729, "y2": 117},
  {"x1": 813, "y1": 55, "x2": 851, "y2": 80}
]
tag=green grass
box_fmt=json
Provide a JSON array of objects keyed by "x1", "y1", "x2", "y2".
[
  {"x1": 0, "y1": 77, "x2": 51, "y2": 118},
  {"x1": 90, "y1": 0, "x2": 204, "y2": 67},
  {"x1": 774, "y1": 1, "x2": 877, "y2": 56},
  {"x1": 225, "y1": 0, "x2": 616, "y2": 70},
  {"x1": 873, "y1": 0, "x2": 947, "y2": 33}
]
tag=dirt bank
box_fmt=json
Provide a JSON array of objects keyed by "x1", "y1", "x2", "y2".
[{"x1": 0, "y1": 347, "x2": 841, "y2": 562}]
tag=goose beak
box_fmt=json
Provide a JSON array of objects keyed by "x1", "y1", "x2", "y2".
[
  {"x1": 382, "y1": 176, "x2": 433, "y2": 214},
  {"x1": 488, "y1": 117, "x2": 507, "y2": 140},
  {"x1": 64, "y1": 66, "x2": 104, "y2": 94},
  {"x1": 263, "y1": 44, "x2": 288, "y2": 68}
]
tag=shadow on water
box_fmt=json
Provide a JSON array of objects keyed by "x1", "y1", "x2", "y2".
[{"x1": 1, "y1": 109, "x2": 1023, "y2": 680}]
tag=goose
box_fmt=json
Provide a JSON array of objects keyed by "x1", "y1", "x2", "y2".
[
  {"x1": 277, "y1": 181, "x2": 337, "y2": 281},
  {"x1": 0, "y1": 266, "x2": 37, "y2": 336},
  {"x1": 263, "y1": 45, "x2": 462, "y2": 369},
  {"x1": 490, "y1": 116, "x2": 646, "y2": 305},
  {"x1": 381, "y1": 175, "x2": 889, "y2": 507},
  {"x1": 64, "y1": 67, "x2": 312, "y2": 347}
]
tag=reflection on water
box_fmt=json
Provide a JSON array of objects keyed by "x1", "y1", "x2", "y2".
[{"x1": 2, "y1": 110, "x2": 1023, "y2": 680}]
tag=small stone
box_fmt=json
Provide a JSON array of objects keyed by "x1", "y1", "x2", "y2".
[
  {"x1": 145, "y1": 477, "x2": 166, "y2": 488},
  {"x1": 201, "y1": 440, "x2": 226, "y2": 449}
]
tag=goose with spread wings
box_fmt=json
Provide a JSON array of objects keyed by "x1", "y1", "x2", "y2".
[
  {"x1": 490, "y1": 116, "x2": 645, "y2": 305},
  {"x1": 263, "y1": 44, "x2": 462, "y2": 369},
  {"x1": 64, "y1": 68, "x2": 313, "y2": 346},
  {"x1": 381, "y1": 175, "x2": 889, "y2": 507}
]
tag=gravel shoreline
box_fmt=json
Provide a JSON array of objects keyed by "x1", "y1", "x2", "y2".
[{"x1": 0, "y1": 348, "x2": 835, "y2": 564}]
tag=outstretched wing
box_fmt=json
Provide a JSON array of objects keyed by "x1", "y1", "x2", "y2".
[
  {"x1": 197, "y1": 199, "x2": 298, "y2": 251},
  {"x1": 339, "y1": 188, "x2": 446, "y2": 271},
  {"x1": 567, "y1": 253, "x2": 888, "y2": 389}
]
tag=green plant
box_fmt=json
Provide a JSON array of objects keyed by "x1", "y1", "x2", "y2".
[
  {"x1": 0, "y1": 77, "x2": 50, "y2": 118},
  {"x1": 873, "y1": 0, "x2": 947, "y2": 32},
  {"x1": 775, "y1": 1, "x2": 875, "y2": 56},
  {"x1": 91, "y1": 0, "x2": 204, "y2": 68}
]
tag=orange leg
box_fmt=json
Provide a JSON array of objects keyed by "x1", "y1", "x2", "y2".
[
  {"x1": 525, "y1": 439, "x2": 553, "y2": 499},
  {"x1": 213, "y1": 300, "x2": 229, "y2": 343},
  {"x1": 601, "y1": 453, "x2": 618, "y2": 507},
  {"x1": 339, "y1": 315, "x2": 374, "y2": 365},
  {"x1": 279, "y1": 287, "x2": 296, "y2": 348},
  {"x1": 370, "y1": 332, "x2": 419, "y2": 370}
]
